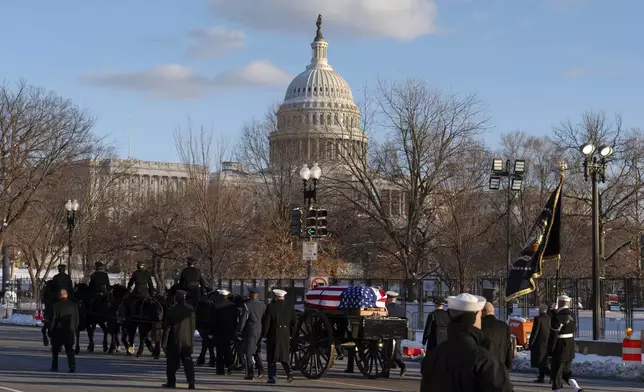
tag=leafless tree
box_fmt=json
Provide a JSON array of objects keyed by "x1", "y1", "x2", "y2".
[
  {"x1": 328, "y1": 79, "x2": 490, "y2": 299},
  {"x1": 0, "y1": 80, "x2": 96, "y2": 249}
]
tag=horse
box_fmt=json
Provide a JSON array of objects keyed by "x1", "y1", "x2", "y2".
[
  {"x1": 120, "y1": 290, "x2": 164, "y2": 358},
  {"x1": 193, "y1": 290, "x2": 218, "y2": 367},
  {"x1": 74, "y1": 283, "x2": 123, "y2": 354}
]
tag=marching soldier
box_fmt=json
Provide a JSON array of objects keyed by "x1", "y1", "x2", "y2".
[
  {"x1": 179, "y1": 257, "x2": 207, "y2": 308},
  {"x1": 162, "y1": 290, "x2": 196, "y2": 390},
  {"x1": 529, "y1": 303, "x2": 552, "y2": 383},
  {"x1": 262, "y1": 289, "x2": 296, "y2": 384},
  {"x1": 213, "y1": 289, "x2": 237, "y2": 375},
  {"x1": 384, "y1": 291, "x2": 407, "y2": 377},
  {"x1": 236, "y1": 287, "x2": 266, "y2": 380},
  {"x1": 422, "y1": 296, "x2": 450, "y2": 350},
  {"x1": 49, "y1": 289, "x2": 79, "y2": 373},
  {"x1": 89, "y1": 262, "x2": 111, "y2": 297},
  {"x1": 51, "y1": 264, "x2": 74, "y2": 300},
  {"x1": 421, "y1": 293, "x2": 513, "y2": 391},
  {"x1": 127, "y1": 262, "x2": 155, "y2": 297},
  {"x1": 481, "y1": 302, "x2": 513, "y2": 371},
  {"x1": 550, "y1": 294, "x2": 584, "y2": 392}
]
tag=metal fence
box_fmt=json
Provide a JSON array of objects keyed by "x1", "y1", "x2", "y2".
[{"x1": 4, "y1": 276, "x2": 644, "y2": 340}]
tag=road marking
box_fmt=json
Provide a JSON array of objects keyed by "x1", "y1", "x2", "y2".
[
  {"x1": 0, "y1": 386, "x2": 25, "y2": 392},
  {"x1": 317, "y1": 379, "x2": 413, "y2": 391}
]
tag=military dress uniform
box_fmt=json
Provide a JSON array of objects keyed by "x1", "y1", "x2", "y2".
[
  {"x1": 162, "y1": 290, "x2": 196, "y2": 389},
  {"x1": 384, "y1": 291, "x2": 407, "y2": 377},
  {"x1": 262, "y1": 289, "x2": 296, "y2": 384},
  {"x1": 89, "y1": 262, "x2": 111, "y2": 296},
  {"x1": 422, "y1": 297, "x2": 450, "y2": 350},
  {"x1": 214, "y1": 289, "x2": 238, "y2": 375},
  {"x1": 51, "y1": 265, "x2": 74, "y2": 299},
  {"x1": 550, "y1": 295, "x2": 584, "y2": 392},
  {"x1": 127, "y1": 265, "x2": 155, "y2": 297},
  {"x1": 49, "y1": 291, "x2": 79, "y2": 372},
  {"x1": 236, "y1": 287, "x2": 266, "y2": 379},
  {"x1": 179, "y1": 258, "x2": 207, "y2": 308}
]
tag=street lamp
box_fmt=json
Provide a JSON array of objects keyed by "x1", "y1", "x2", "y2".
[
  {"x1": 490, "y1": 159, "x2": 525, "y2": 316},
  {"x1": 65, "y1": 199, "x2": 79, "y2": 279},
  {"x1": 300, "y1": 163, "x2": 322, "y2": 206},
  {"x1": 581, "y1": 142, "x2": 613, "y2": 340}
]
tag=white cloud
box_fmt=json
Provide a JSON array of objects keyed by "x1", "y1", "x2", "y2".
[
  {"x1": 207, "y1": 0, "x2": 439, "y2": 41},
  {"x1": 78, "y1": 61, "x2": 292, "y2": 99},
  {"x1": 186, "y1": 26, "x2": 245, "y2": 59}
]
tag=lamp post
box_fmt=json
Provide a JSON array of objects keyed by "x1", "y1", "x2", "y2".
[
  {"x1": 581, "y1": 143, "x2": 613, "y2": 341},
  {"x1": 490, "y1": 159, "x2": 525, "y2": 318},
  {"x1": 299, "y1": 163, "x2": 322, "y2": 207},
  {"x1": 65, "y1": 199, "x2": 79, "y2": 279},
  {"x1": 299, "y1": 163, "x2": 322, "y2": 279}
]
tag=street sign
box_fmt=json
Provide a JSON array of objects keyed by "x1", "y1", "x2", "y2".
[
  {"x1": 310, "y1": 276, "x2": 328, "y2": 288},
  {"x1": 302, "y1": 241, "x2": 318, "y2": 261}
]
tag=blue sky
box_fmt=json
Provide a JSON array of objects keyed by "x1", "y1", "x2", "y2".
[{"x1": 0, "y1": 0, "x2": 641, "y2": 163}]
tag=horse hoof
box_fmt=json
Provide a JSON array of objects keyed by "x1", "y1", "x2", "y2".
[
  {"x1": 87, "y1": 346, "x2": 94, "y2": 353},
  {"x1": 196, "y1": 357, "x2": 205, "y2": 366},
  {"x1": 74, "y1": 348, "x2": 80, "y2": 355},
  {"x1": 127, "y1": 346, "x2": 135, "y2": 355},
  {"x1": 136, "y1": 353, "x2": 141, "y2": 358},
  {"x1": 108, "y1": 349, "x2": 114, "y2": 354},
  {"x1": 154, "y1": 355, "x2": 160, "y2": 360},
  {"x1": 103, "y1": 346, "x2": 108, "y2": 352}
]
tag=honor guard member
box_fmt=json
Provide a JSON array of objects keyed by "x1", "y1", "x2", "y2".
[
  {"x1": 89, "y1": 262, "x2": 111, "y2": 297},
  {"x1": 422, "y1": 296, "x2": 450, "y2": 350},
  {"x1": 236, "y1": 287, "x2": 266, "y2": 380},
  {"x1": 162, "y1": 290, "x2": 196, "y2": 390},
  {"x1": 49, "y1": 288, "x2": 79, "y2": 373},
  {"x1": 481, "y1": 302, "x2": 513, "y2": 370},
  {"x1": 127, "y1": 262, "x2": 155, "y2": 297},
  {"x1": 384, "y1": 291, "x2": 407, "y2": 377},
  {"x1": 550, "y1": 294, "x2": 584, "y2": 392},
  {"x1": 179, "y1": 257, "x2": 207, "y2": 308},
  {"x1": 529, "y1": 303, "x2": 552, "y2": 383},
  {"x1": 214, "y1": 289, "x2": 237, "y2": 375},
  {"x1": 51, "y1": 264, "x2": 74, "y2": 300},
  {"x1": 261, "y1": 289, "x2": 296, "y2": 384},
  {"x1": 421, "y1": 293, "x2": 513, "y2": 392}
]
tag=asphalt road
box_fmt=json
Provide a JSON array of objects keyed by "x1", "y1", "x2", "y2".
[{"x1": 0, "y1": 325, "x2": 642, "y2": 392}]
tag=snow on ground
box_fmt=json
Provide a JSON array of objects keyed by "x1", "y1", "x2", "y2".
[
  {"x1": 0, "y1": 313, "x2": 42, "y2": 327},
  {"x1": 513, "y1": 350, "x2": 644, "y2": 381}
]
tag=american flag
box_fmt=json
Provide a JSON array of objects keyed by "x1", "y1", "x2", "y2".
[{"x1": 305, "y1": 286, "x2": 387, "y2": 310}]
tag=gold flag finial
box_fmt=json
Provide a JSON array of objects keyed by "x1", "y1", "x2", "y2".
[{"x1": 559, "y1": 160, "x2": 567, "y2": 179}]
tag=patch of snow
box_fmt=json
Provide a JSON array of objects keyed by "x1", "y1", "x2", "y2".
[
  {"x1": 512, "y1": 350, "x2": 644, "y2": 381},
  {"x1": 401, "y1": 339, "x2": 424, "y2": 349},
  {"x1": 0, "y1": 313, "x2": 42, "y2": 327}
]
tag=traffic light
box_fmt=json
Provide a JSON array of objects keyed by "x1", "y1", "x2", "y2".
[
  {"x1": 316, "y1": 208, "x2": 328, "y2": 237},
  {"x1": 290, "y1": 208, "x2": 302, "y2": 237},
  {"x1": 305, "y1": 208, "x2": 317, "y2": 237}
]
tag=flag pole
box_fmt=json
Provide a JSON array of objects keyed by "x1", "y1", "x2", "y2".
[{"x1": 555, "y1": 160, "x2": 567, "y2": 298}]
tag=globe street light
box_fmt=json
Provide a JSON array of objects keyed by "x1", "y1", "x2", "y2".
[
  {"x1": 300, "y1": 163, "x2": 322, "y2": 206},
  {"x1": 65, "y1": 199, "x2": 79, "y2": 279},
  {"x1": 581, "y1": 142, "x2": 613, "y2": 340}
]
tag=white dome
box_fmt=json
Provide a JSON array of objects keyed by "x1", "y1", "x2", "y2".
[{"x1": 282, "y1": 34, "x2": 354, "y2": 105}]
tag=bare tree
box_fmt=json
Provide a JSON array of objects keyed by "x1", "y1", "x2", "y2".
[
  {"x1": 0, "y1": 80, "x2": 95, "y2": 249},
  {"x1": 328, "y1": 79, "x2": 490, "y2": 299}
]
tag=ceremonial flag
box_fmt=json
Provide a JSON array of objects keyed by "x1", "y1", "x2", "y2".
[
  {"x1": 305, "y1": 286, "x2": 387, "y2": 309},
  {"x1": 506, "y1": 171, "x2": 564, "y2": 301}
]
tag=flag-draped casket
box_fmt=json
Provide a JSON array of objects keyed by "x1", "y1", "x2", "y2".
[{"x1": 305, "y1": 286, "x2": 387, "y2": 310}]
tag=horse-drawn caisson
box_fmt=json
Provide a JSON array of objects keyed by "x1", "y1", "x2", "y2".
[{"x1": 291, "y1": 285, "x2": 408, "y2": 379}]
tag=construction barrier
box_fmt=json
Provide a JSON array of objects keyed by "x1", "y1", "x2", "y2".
[{"x1": 622, "y1": 337, "x2": 642, "y2": 364}]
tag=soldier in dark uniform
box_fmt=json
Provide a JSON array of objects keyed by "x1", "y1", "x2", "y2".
[
  {"x1": 422, "y1": 296, "x2": 450, "y2": 350},
  {"x1": 162, "y1": 290, "x2": 196, "y2": 390},
  {"x1": 179, "y1": 257, "x2": 207, "y2": 309},
  {"x1": 529, "y1": 303, "x2": 552, "y2": 383},
  {"x1": 51, "y1": 264, "x2": 74, "y2": 300},
  {"x1": 236, "y1": 287, "x2": 266, "y2": 380},
  {"x1": 213, "y1": 289, "x2": 237, "y2": 375},
  {"x1": 89, "y1": 262, "x2": 111, "y2": 297},
  {"x1": 421, "y1": 293, "x2": 513, "y2": 392},
  {"x1": 262, "y1": 289, "x2": 296, "y2": 384},
  {"x1": 550, "y1": 294, "x2": 584, "y2": 392},
  {"x1": 127, "y1": 262, "x2": 155, "y2": 297},
  {"x1": 384, "y1": 291, "x2": 407, "y2": 377},
  {"x1": 48, "y1": 288, "x2": 79, "y2": 373}
]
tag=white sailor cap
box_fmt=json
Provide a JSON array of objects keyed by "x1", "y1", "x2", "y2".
[
  {"x1": 557, "y1": 294, "x2": 571, "y2": 303},
  {"x1": 447, "y1": 293, "x2": 487, "y2": 313},
  {"x1": 217, "y1": 289, "x2": 230, "y2": 296},
  {"x1": 273, "y1": 289, "x2": 287, "y2": 297},
  {"x1": 386, "y1": 291, "x2": 399, "y2": 298}
]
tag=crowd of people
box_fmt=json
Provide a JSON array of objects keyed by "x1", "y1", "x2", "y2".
[{"x1": 44, "y1": 262, "x2": 585, "y2": 391}]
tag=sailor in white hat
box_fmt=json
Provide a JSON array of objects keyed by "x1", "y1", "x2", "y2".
[
  {"x1": 264, "y1": 289, "x2": 295, "y2": 384},
  {"x1": 420, "y1": 293, "x2": 513, "y2": 392},
  {"x1": 384, "y1": 291, "x2": 407, "y2": 378},
  {"x1": 550, "y1": 294, "x2": 584, "y2": 392}
]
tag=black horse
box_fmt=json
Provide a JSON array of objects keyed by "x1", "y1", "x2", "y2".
[
  {"x1": 120, "y1": 291, "x2": 165, "y2": 359},
  {"x1": 74, "y1": 283, "x2": 124, "y2": 354}
]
